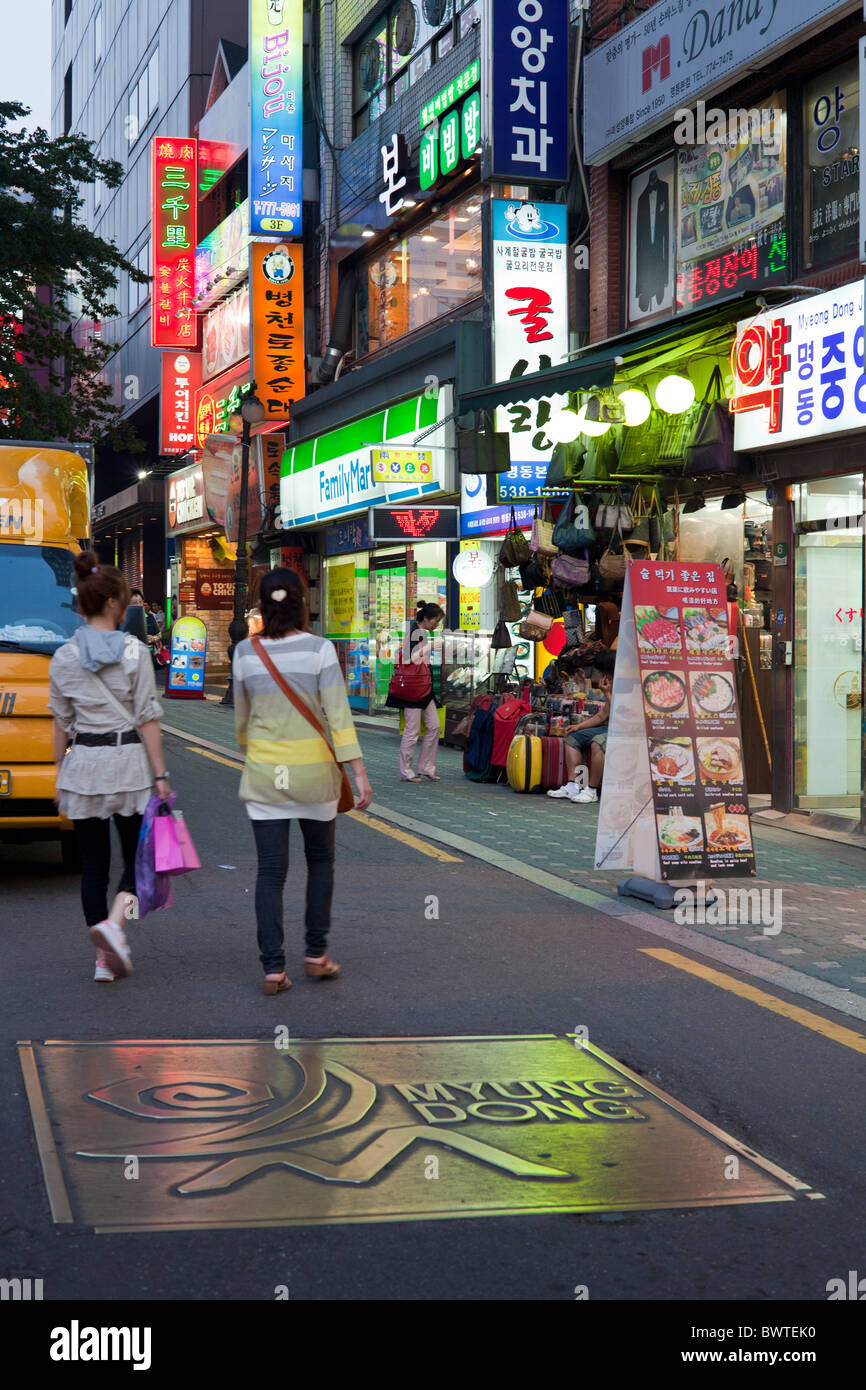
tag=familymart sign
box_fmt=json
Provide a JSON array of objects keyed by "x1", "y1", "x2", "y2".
[{"x1": 280, "y1": 387, "x2": 455, "y2": 528}]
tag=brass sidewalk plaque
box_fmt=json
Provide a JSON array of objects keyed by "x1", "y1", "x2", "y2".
[{"x1": 19, "y1": 1036, "x2": 810, "y2": 1231}]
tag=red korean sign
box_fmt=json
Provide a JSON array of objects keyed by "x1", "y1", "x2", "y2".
[
  {"x1": 250, "y1": 241, "x2": 305, "y2": 423},
  {"x1": 631, "y1": 560, "x2": 755, "y2": 880},
  {"x1": 151, "y1": 138, "x2": 199, "y2": 350},
  {"x1": 159, "y1": 351, "x2": 202, "y2": 453}
]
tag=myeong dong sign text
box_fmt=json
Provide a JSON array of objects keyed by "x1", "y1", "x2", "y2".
[
  {"x1": 730, "y1": 280, "x2": 866, "y2": 450},
  {"x1": 583, "y1": 0, "x2": 852, "y2": 166}
]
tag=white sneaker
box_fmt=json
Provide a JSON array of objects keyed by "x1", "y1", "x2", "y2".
[
  {"x1": 569, "y1": 787, "x2": 598, "y2": 804},
  {"x1": 93, "y1": 956, "x2": 116, "y2": 983},
  {"x1": 547, "y1": 783, "x2": 577, "y2": 798},
  {"x1": 88, "y1": 920, "x2": 133, "y2": 978}
]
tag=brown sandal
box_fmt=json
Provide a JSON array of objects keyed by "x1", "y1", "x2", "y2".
[
  {"x1": 263, "y1": 972, "x2": 291, "y2": 995},
  {"x1": 304, "y1": 955, "x2": 341, "y2": 980}
]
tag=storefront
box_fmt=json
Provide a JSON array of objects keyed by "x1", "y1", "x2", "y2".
[
  {"x1": 165, "y1": 458, "x2": 237, "y2": 673},
  {"x1": 280, "y1": 386, "x2": 464, "y2": 712},
  {"x1": 730, "y1": 278, "x2": 866, "y2": 825}
]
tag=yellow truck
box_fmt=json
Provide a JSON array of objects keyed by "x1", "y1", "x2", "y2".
[{"x1": 0, "y1": 441, "x2": 92, "y2": 866}]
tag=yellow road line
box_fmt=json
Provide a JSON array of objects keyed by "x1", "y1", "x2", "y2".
[
  {"x1": 189, "y1": 747, "x2": 243, "y2": 770},
  {"x1": 348, "y1": 809, "x2": 461, "y2": 862},
  {"x1": 186, "y1": 748, "x2": 460, "y2": 861},
  {"x1": 642, "y1": 948, "x2": 866, "y2": 1055}
]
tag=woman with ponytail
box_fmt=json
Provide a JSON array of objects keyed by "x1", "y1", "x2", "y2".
[
  {"x1": 233, "y1": 568, "x2": 372, "y2": 993},
  {"x1": 386, "y1": 601, "x2": 445, "y2": 782},
  {"x1": 48, "y1": 552, "x2": 170, "y2": 982}
]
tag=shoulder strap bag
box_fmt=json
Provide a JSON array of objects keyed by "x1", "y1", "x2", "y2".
[{"x1": 251, "y1": 635, "x2": 354, "y2": 813}]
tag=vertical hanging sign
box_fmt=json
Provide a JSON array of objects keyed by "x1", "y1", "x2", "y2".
[
  {"x1": 249, "y1": 0, "x2": 303, "y2": 236},
  {"x1": 250, "y1": 241, "x2": 305, "y2": 423},
  {"x1": 483, "y1": 0, "x2": 569, "y2": 185},
  {"x1": 151, "y1": 138, "x2": 199, "y2": 349}
]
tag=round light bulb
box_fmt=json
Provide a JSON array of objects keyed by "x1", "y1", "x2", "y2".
[
  {"x1": 617, "y1": 388, "x2": 652, "y2": 427},
  {"x1": 575, "y1": 405, "x2": 611, "y2": 438},
  {"x1": 655, "y1": 374, "x2": 696, "y2": 414},
  {"x1": 547, "y1": 408, "x2": 582, "y2": 444}
]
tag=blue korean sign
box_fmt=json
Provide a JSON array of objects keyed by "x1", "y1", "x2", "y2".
[
  {"x1": 459, "y1": 479, "x2": 538, "y2": 538},
  {"x1": 486, "y1": 0, "x2": 569, "y2": 184},
  {"x1": 249, "y1": 0, "x2": 303, "y2": 237},
  {"x1": 325, "y1": 517, "x2": 372, "y2": 556}
]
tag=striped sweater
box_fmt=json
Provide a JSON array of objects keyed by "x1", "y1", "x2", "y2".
[{"x1": 233, "y1": 633, "x2": 362, "y2": 806}]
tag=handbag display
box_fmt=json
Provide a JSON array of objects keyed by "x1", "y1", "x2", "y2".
[
  {"x1": 251, "y1": 635, "x2": 355, "y2": 813},
  {"x1": 552, "y1": 494, "x2": 594, "y2": 555},
  {"x1": 499, "y1": 576, "x2": 523, "y2": 623},
  {"x1": 499, "y1": 506, "x2": 532, "y2": 568},
  {"x1": 684, "y1": 366, "x2": 737, "y2": 475},
  {"x1": 530, "y1": 502, "x2": 558, "y2": 556},
  {"x1": 551, "y1": 549, "x2": 590, "y2": 586},
  {"x1": 598, "y1": 518, "x2": 629, "y2": 582}
]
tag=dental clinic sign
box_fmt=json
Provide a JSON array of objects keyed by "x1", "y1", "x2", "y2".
[
  {"x1": 249, "y1": 0, "x2": 303, "y2": 236},
  {"x1": 584, "y1": 0, "x2": 851, "y2": 166},
  {"x1": 731, "y1": 281, "x2": 866, "y2": 450},
  {"x1": 280, "y1": 389, "x2": 455, "y2": 528},
  {"x1": 483, "y1": 0, "x2": 568, "y2": 184}
]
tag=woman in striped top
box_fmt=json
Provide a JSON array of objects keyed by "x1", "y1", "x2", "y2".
[{"x1": 233, "y1": 568, "x2": 372, "y2": 994}]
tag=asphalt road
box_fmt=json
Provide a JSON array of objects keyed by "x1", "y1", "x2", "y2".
[{"x1": 1, "y1": 726, "x2": 865, "y2": 1309}]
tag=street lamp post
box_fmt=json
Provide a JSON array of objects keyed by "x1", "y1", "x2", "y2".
[{"x1": 221, "y1": 384, "x2": 266, "y2": 708}]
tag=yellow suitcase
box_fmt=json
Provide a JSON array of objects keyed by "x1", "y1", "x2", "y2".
[{"x1": 506, "y1": 734, "x2": 544, "y2": 793}]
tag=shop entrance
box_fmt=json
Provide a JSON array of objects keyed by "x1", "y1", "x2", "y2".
[
  {"x1": 793, "y1": 475, "x2": 864, "y2": 817},
  {"x1": 370, "y1": 552, "x2": 407, "y2": 713}
]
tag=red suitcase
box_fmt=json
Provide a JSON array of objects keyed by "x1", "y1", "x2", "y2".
[{"x1": 540, "y1": 735, "x2": 567, "y2": 790}]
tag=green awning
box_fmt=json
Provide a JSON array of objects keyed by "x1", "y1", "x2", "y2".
[{"x1": 458, "y1": 294, "x2": 764, "y2": 415}]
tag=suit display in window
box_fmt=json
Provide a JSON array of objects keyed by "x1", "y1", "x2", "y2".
[{"x1": 634, "y1": 169, "x2": 670, "y2": 313}]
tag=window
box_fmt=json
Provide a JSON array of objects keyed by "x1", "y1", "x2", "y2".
[
  {"x1": 126, "y1": 47, "x2": 159, "y2": 146},
  {"x1": 63, "y1": 63, "x2": 72, "y2": 133},
  {"x1": 128, "y1": 241, "x2": 151, "y2": 315},
  {"x1": 353, "y1": 1, "x2": 458, "y2": 135},
  {"x1": 94, "y1": 6, "x2": 103, "y2": 67},
  {"x1": 803, "y1": 57, "x2": 860, "y2": 270},
  {"x1": 357, "y1": 189, "x2": 482, "y2": 356}
]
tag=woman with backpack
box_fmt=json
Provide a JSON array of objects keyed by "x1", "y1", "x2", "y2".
[
  {"x1": 48, "y1": 552, "x2": 171, "y2": 982},
  {"x1": 385, "y1": 601, "x2": 445, "y2": 782}
]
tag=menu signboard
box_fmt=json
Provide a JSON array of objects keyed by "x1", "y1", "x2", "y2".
[
  {"x1": 595, "y1": 561, "x2": 755, "y2": 882},
  {"x1": 165, "y1": 615, "x2": 207, "y2": 699}
]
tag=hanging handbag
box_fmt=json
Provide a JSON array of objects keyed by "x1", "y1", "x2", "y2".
[
  {"x1": 491, "y1": 616, "x2": 513, "y2": 650},
  {"x1": 544, "y1": 440, "x2": 586, "y2": 490},
  {"x1": 499, "y1": 505, "x2": 532, "y2": 568},
  {"x1": 519, "y1": 554, "x2": 549, "y2": 589},
  {"x1": 518, "y1": 588, "x2": 560, "y2": 641},
  {"x1": 551, "y1": 549, "x2": 591, "y2": 586},
  {"x1": 251, "y1": 635, "x2": 355, "y2": 812},
  {"x1": 664, "y1": 488, "x2": 681, "y2": 561},
  {"x1": 499, "y1": 576, "x2": 523, "y2": 623},
  {"x1": 684, "y1": 366, "x2": 737, "y2": 475},
  {"x1": 552, "y1": 494, "x2": 592, "y2": 555},
  {"x1": 563, "y1": 608, "x2": 585, "y2": 649},
  {"x1": 598, "y1": 517, "x2": 628, "y2": 582},
  {"x1": 531, "y1": 501, "x2": 558, "y2": 556},
  {"x1": 579, "y1": 430, "x2": 618, "y2": 483}
]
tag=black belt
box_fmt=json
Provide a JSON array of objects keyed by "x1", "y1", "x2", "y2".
[{"x1": 73, "y1": 730, "x2": 141, "y2": 747}]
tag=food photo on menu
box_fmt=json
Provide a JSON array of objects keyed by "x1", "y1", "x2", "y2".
[
  {"x1": 682, "y1": 607, "x2": 731, "y2": 657},
  {"x1": 635, "y1": 606, "x2": 683, "y2": 656},
  {"x1": 648, "y1": 737, "x2": 696, "y2": 785},
  {"x1": 656, "y1": 808, "x2": 704, "y2": 864},
  {"x1": 689, "y1": 669, "x2": 736, "y2": 719},
  {"x1": 642, "y1": 670, "x2": 689, "y2": 719},
  {"x1": 705, "y1": 802, "x2": 754, "y2": 857},
  {"x1": 696, "y1": 737, "x2": 744, "y2": 787}
]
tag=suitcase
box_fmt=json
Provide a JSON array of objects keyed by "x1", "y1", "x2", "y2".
[
  {"x1": 506, "y1": 735, "x2": 544, "y2": 793},
  {"x1": 540, "y1": 735, "x2": 567, "y2": 790}
]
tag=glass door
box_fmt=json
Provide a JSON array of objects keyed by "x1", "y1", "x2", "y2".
[
  {"x1": 793, "y1": 475, "x2": 863, "y2": 815},
  {"x1": 370, "y1": 554, "x2": 406, "y2": 712}
]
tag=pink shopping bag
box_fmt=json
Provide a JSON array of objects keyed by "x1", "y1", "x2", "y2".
[
  {"x1": 172, "y1": 811, "x2": 201, "y2": 871},
  {"x1": 153, "y1": 807, "x2": 184, "y2": 873}
]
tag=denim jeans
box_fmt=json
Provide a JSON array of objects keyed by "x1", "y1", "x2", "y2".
[
  {"x1": 73, "y1": 813, "x2": 143, "y2": 927},
  {"x1": 251, "y1": 818, "x2": 336, "y2": 973}
]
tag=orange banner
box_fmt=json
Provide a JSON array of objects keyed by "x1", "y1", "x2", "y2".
[{"x1": 250, "y1": 242, "x2": 305, "y2": 424}]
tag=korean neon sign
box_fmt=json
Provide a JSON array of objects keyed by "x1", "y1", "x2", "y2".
[
  {"x1": 151, "y1": 138, "x2": 198, "y2": 349},
  {"x1": 249, "y1": 0, "x2": 303, "y2": 237}
]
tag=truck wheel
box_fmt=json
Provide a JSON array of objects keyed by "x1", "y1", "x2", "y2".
[{"x1": 60, "y1": 833, "x2": 81, "y2": 871}]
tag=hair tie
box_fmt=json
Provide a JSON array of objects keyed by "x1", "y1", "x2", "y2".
[
  {"x1": 271, "y1": 588, "x2": 287, "y2": 602},
  {"x1": 92, "y1": 565, "x2": 100, "y2": 572}
]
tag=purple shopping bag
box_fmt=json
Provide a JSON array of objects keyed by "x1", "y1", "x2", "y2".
[
  {"x1": 153, "y1": 805, "x2": 184, "y2": 873},
  {"x1": 134, "y1": 794, "x2": 175, "y2": 918}
]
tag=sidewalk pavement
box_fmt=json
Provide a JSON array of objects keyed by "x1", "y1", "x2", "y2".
[{"x1": 161, "y1": 693, "x2": 866, "y2": 1002}]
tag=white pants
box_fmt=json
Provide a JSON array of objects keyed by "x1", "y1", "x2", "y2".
[{"x1": 400, "y1": 701, "x2": 439, "y2": 778}]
